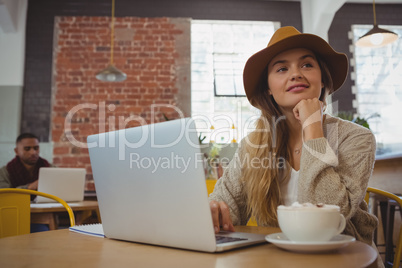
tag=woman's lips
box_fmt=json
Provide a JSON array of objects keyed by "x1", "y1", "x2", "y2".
[{"x1": 287, "y1": 84, "x2": 309, "y2": 92}]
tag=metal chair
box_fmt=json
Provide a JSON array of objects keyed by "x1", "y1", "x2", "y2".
[
  {"x1": 365, "y1": 187, "x2": 402, "y2": 268},
  {"x1": 0, "y1": 188, "x2": 75, "y2": 238}
]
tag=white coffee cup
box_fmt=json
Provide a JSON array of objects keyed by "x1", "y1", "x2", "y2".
[{"x1": 277, "y1": 202, "x2": 346, "y2": 242}]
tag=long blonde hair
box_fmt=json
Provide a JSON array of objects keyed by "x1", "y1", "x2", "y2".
[{"x1": 242, "y1": 55, "x2": 333, "y2": 226}]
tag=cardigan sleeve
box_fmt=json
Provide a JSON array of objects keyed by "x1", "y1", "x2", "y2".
[
  {"x1": 208, "y1": 148, "x2": 250, "y2": 226},
  {"x1": 297, "y1": 121, "x2": 376, "y2": 220}
]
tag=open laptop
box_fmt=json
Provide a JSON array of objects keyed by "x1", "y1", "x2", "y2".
[
  {"x1": 36, "y1": 167, "x2": 86, "y2": 203},
  {"x1": 87, "y1": 117, "x2": 267, "y2": 252}
]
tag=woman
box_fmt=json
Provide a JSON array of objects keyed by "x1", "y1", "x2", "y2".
[{"x1": 209, "y1": 26, "x2": 382, "y2": 266}]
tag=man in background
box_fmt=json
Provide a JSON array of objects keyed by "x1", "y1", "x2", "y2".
[
  {"x1": 0, "y1": 133, "x2": 51, "y2": 190},
  {"x1": 0, "y1": 133, "x2": 52, "y2": 232}
]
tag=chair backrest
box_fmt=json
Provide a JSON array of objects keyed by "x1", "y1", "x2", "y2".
[
  {"x1": 0, "y1": 188, "x2": 75, "y2": 238},
  {"x1": 206, "y1": 180, "x2": 217, "y2": 196},
  {"x1": 365, "y1": 187, "x2": 402, "y2": 268}
]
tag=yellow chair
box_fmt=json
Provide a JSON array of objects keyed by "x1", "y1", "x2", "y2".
[
  {"x1": 0, "y1": 188, "x2": 75, "y2": 238},
  {"x1": 206, "y1": 179, "x2": 257, "y2": 226},
  {"x1": 206, "y1": 180, "x2": 218, "y2": 197},
  {"x1": 365, "y1": 187, "x2": 402, "y2": 268}
]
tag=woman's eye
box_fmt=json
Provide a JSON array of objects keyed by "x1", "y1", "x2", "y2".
[
  {"x1": 302, "y1": 63, "x2": 313, "y2": 68},
  {"x1": 277, "y1": 67, "x2": 287, "y2": 72}
]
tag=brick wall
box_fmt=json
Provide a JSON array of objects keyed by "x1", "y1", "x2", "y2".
[
  {"x1": 23, "y1": 1, "x2": 402, "y2": 143},
  {"x1": 52, "y1": 16, "x2": 190, "y2": 175},
  {"x1": 22, "y1": 0, "x2": 302, "y2": 142}
]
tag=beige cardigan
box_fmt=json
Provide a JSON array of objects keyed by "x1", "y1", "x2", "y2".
[{"x1": 209, "y1": 115, "x2": 378, "y2": 246}]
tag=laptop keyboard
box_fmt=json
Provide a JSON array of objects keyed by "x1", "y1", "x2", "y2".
[{"x1": 215, "y1": 235, "x2": 248, "y2": 244}]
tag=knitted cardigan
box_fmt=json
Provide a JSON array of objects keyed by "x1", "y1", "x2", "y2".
[{"x1": 209, "y1": 115, "x2": 378, "y2": 246}]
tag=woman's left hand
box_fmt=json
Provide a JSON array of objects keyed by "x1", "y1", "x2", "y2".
[{"x1": 293, "y1": 98, "x2": 324, "y2": 141}]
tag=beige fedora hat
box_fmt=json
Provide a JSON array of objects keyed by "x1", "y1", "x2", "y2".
[{"x1": 243, "y1": 26, "x2": 348, "y2": 103}]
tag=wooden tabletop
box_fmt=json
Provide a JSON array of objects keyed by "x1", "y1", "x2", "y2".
[
  {"x1": 0, "y1": 226, "x2": 377, "y2": 268},
  {"x1": 30, "y1": 200, "x2": 99, "y2": 213},
  {"x1": 30, "y1": 200, "x2": 100, "y2": 229}
]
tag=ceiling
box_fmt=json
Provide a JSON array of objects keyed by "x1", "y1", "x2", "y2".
[
  {"x1": 285, "y1": 0, "x2": 401, "y2": 40},
  {"x1": 273, "y1": 0, "x2": 401, "y2": 2},
  {"x1": 0, "y1": 0, "x2": 401, "y2": 35}
]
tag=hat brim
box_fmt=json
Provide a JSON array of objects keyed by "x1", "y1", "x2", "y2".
[{"x1": 243, "y1": 33, "x2": 348, "y2": 104}]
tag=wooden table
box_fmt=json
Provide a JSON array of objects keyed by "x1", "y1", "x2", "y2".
[
  {"x1": 30, "y1": 200, "x2": 100, "y2": 229},
  {"x1": 0, "y1": 226, "x2": 378, "y2": 268}
]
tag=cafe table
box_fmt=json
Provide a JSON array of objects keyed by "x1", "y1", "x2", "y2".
[
  {"x1": 0, "y1": 226, "x2": 377, "y2": 268},
  {"x1": 30, "y1": 200, "x2": 100, "y2": 229}
]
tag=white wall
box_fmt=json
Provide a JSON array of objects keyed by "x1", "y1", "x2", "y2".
[
  {"x1": 0, "y1": 0, "x2": 27, "y2": 85},
  {"x1": 0, "y1": 86, "x2": 22, "y2": 166},
  {"x1": 0, "y1": 0, "x2": 53, "y2": 166}
]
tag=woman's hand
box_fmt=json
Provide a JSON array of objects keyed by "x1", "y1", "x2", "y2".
[
  {"x1": 209, "y1": 200, "x2": 235, "y2": 233},
  {"x1": 293, "y1": 98, "x2": 324, "y2": 141}
]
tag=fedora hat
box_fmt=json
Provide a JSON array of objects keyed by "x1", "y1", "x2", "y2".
[{"x1": 243, "y1": 26, "x2": 348, "y2": 104}]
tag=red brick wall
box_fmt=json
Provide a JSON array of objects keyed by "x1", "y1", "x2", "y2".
[{"x1": 52, "y1": 16, "x2": 190, "y2": 179}]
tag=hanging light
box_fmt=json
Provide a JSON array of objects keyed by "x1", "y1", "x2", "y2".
[
  {"x1": 96, "y1": 0, "x2": 127, "y2": 82},
  {"x1": 355, "y1": 0, "x2": 398, "y2": 48}
]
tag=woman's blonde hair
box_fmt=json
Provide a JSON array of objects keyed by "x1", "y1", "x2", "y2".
[{"x1": 242, "y1": 54, "x2": 333, "y2": 226}]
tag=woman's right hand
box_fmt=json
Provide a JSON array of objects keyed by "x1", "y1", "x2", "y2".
[
  {"x1": 292, "y1": 98, "x2": 324, "y2": 141},
  {"x1": 209, "y1": 200, "x2": 235, "y2": 233}
]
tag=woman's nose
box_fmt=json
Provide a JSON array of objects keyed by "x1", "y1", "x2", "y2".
[{"x1": 290, "y1": 68, "x2": 303, "y2": 80}]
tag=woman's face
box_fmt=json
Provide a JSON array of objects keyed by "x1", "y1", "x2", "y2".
[{"x1": 267, "y1": 48, "x2": 323, "y2": 110}]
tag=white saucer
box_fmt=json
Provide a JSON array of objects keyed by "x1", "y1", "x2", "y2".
[{"x1": 265, "y1": 233, "x2": 356, "y2": 253}]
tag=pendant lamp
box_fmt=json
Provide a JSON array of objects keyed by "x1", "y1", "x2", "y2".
[
  {"x1": 96, "y1": 0, "x2": 127, "y2": 82},
  {"x1": 355, "y1": 0, "x2": 398, "y2": 48}
]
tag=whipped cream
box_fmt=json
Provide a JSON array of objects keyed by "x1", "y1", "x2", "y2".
[{"x1": 278, "y1": 202, "x2": 340, "y2": 210}]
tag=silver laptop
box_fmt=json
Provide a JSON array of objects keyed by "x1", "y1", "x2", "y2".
[
  {"x1": 36, "y1": 167, "x2": 86, "y2": 203},
  {"x1": 87, "y1": 117, "x2": 266, "y2": 252}
]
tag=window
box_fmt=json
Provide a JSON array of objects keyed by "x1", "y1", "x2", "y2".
[
  {"x1": 351, "y1": 25, "x2": 402, "y2": 156},
  {"x1": 191, "y1": 20, "x2": 279, "y2": 143}
]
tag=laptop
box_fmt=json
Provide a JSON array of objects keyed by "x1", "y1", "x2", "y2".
[
  {"x1": 36, "y1": 167, "x2": 86, "y2": 203},
  {"x1": 87, "y1": 117, "x2": 267, "y2": 252}
]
